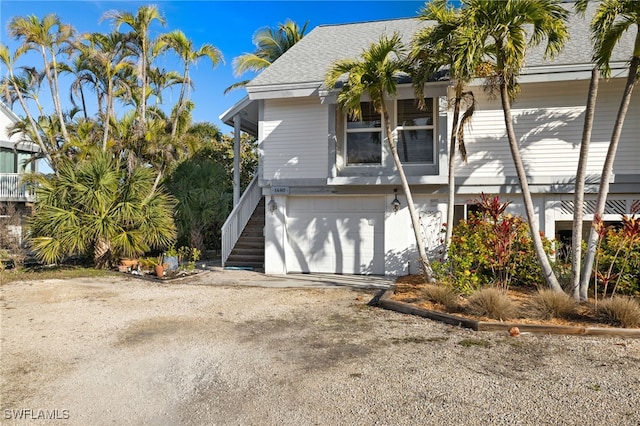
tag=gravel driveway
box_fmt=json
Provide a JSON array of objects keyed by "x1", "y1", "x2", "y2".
[{"x1": 1, "y1": 271, "x2": 639, "y2": 425}]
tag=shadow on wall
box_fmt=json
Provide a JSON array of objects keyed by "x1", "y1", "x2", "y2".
[
  {"x1": 287, "y1": 214, "x2": 378, "y2": 274},
  {"x1": 456, "y1": 108, "x2": 586, "y2": 192}
]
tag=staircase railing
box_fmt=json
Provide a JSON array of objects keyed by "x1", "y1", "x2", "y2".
[
  {"x1": 0, "y1": 173, "x2": 34, "y2": 201},
  {"x1": 221, "y1": 175, "x2": 261, "y2": 267}
]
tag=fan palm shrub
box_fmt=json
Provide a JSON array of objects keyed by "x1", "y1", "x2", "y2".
[{"x1": 29, "y1": 153, "x2": 176, "y2": 268}]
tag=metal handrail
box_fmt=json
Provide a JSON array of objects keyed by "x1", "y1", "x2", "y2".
[{"x1": 221, "y1": 175, "x2": 261, "y2": 267}]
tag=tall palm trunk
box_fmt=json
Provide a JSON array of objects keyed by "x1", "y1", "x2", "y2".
[
  {"x1": 446, "y1": 87, "x2": 463, "y2": 252},
  {"x1": 40, "y1": 45, "x2": 70, "y2": 144},
  {"x1": 571, "y1": 68, "x2": 599, "y2": 300},
  {"x1": 382, "y1": 106, "x2": 435, "y2": 282},
  {"x1": 580, "y1": 55, "x2": 639, "y2": 300},
  {"x1": 499, "y1": 80, "x2": 563, "y2": 292},
  {"x1": 103, "y1": 79, "x2": 114, "y2": 151},
  {"x1": 171, "y1": 64, "x2": 188, "y2": 138}
]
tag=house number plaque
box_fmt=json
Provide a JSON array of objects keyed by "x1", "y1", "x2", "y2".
[{"x1": 271, "y1": 186, "x2": 290, "y2": 195}]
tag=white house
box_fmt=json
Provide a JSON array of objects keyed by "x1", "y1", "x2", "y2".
[
  {"x1": 0, "y1": 101, "x2": 39, "y2": 200},
  {"x1": 220, "y1": 10, "x2": 640, "y2": 276},
  {"x1": 0, "y1": 101, "x2": 39, "y2": 248}
]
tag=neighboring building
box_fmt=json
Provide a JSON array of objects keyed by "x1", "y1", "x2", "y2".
[
  {"x1": 0, "y1": 101, "x2": 39, "y2": 248},
  {"x1": 220, "y1": 10, "x2": 640, "y2": 276}
]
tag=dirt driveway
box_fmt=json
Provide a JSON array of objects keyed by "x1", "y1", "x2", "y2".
[{"x1": 1, "y1": 272, "x2": 639, "y2": 425}]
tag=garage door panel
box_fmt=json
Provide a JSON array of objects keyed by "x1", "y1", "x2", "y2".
[{"x1": 286, "y1": 196, "x2": 384, "y2": 275}]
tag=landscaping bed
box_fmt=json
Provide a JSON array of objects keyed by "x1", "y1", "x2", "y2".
[{"x1": 383, "y1": 274, "x2": 640, "y2": 338}]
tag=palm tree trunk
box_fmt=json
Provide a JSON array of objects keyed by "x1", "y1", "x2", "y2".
[
  {"x1": 382, "y1": 107, "x2": 435, "y2": 282},
  {"x1": 41, "y1": 46, "x2": 71, "y2": 144},
  {"x1": 103, "y1": 79, "x2": 114, "y2": 151},
  {"x1": 499, "y1": 81, "x2": 563, "y2": 292},
  {"x1": 94, "y1": 237, "x2": 112, "y2": 269},
  {"x1": 580, "y1": 56, "x2": 639, "y2": 300},
  {"x1": 571, "y1": 68, "x2": 599, "y2": 300},
  {"x1": 171, "y1": 64, "x2": 188, "y2": 138},
  {"x1": 446, "y1": 88, "x2": 463, "y2": 253},
  {"x1": 7, "y1": 69, "x2": 57, "y2": 174}
]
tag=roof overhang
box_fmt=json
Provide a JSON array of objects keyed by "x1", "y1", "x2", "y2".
[
  {"x1": 219, "y1": 96, "x2": 259, "y2": 136},
  {"x1": 246, "y1": 81, "x2": 320, "y2": 100},
  {"x1": 0, "y1": 139, "x2": 40, "y2": 152},
  {"x1": 517, "y1": 61, "x2": 630, "y2": 83}
]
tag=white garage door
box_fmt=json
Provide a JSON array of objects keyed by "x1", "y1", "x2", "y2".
[{"x1": 286, "y1": 196, "x2": 385, "y2": 274}]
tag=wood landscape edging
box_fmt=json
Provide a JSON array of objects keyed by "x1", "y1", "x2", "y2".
[{"x1": 377, "y1": 286, "x2": 640, "y2": 339}]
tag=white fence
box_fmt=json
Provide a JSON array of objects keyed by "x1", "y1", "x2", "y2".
[{"x1": 221, "y1": 176, "x2": 261, "y2": 267}]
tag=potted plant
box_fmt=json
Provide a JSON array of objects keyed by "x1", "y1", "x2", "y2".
[{"x1": 163, "y1": 246, "x2": 179, "y2": 273}]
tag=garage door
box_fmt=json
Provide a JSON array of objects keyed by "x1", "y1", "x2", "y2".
[{"x1": 285, "y1": 196, "x2": 385, "y2": 275}]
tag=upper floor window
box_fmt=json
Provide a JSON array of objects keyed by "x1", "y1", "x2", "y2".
[
  {"x1": 396, "y1": 98, "x2": 434, "y2": 164},
  {"x1": 346, "y1": 102, "x2": 381, "y2": 165}
]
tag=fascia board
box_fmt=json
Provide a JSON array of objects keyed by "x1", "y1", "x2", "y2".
[{"x1": 247, "y1": 82, "x2": 320, "y2": 100}]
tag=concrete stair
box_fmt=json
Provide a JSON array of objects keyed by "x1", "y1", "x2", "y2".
[{"x1": 225, "y1": 197, "x2": 265, "y2": 270}]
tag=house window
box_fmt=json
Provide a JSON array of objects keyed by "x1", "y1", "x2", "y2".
[
  {"x1": 346, "y1": 102, "x2": 382, "y2": 165},
  {"x1": 453, "y1": 203, "x2": 480, "y2": 225},
  {"x1": 0, "y1": 149, "x2": 15, "y2": 173},
  {"x1": 396, "y1": 98, "x2": 434, "y2": 164}
]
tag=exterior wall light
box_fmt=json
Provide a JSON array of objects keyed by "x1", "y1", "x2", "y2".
[
  {"x1": 391, "y1": 188, "x2": 401, "y2": 213},
  {"x1": 268, "y1": 196, "x2": 278, "y2": 214}
]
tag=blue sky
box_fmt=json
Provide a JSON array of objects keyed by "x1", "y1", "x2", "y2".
[{"x1": 1, "y1": 0, "x2": 427, "y2": 134}]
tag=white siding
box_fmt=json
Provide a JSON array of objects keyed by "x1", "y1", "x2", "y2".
[
  {"x1": 457, "y1": 79, "x2": 640, "y2": 180},
  {"x1": 0, "y1": 107, "x2": 18, "y2": 142},
  {"x1": 262, "y1": 97, "x2": 328, "y2": 181}
]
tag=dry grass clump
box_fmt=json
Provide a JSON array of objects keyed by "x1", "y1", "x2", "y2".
[
  {"x1": 527, "y1": 289, "x2": 578, "y2": 320},
  {"x1": 422, "y1": 284, "x2": 459, "y2": 311},
  {"x1": 597, "y1": 297, "x2": 640, "y2": 328},
  {"x1": 467, "y1": 287, "x2": 516, "y2": 321}
]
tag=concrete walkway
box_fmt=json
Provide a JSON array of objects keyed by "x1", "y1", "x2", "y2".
[{"x1": 199, "y1": 263, "x2": 394, "y2": 289}]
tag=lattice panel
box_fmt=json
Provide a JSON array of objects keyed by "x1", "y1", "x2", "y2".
[{"x1": 560, "y1": 199, "x2": 631, "y2": 216}]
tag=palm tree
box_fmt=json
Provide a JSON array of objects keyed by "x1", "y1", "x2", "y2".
[
  {"x1": 29, "y1": 154, "x2": 176, "y2": 268},
  {"x1": 0, "y1": 43, "x2": 57, "y2": 172},
  {"x1": 76, "y1": 31, "x2": 132, "y2": 151},
  {"x1": 577, "y1": 0, "x2": 640, "y2": 301},
  {"x1": 326, "y1": 33, "x2": 435, "y2": 282},
  {"x1": 8, "y1": 14, "x2": 74, "y2": 147},
  {"x1": 225, "y1": 20, "x2": 308, "y2": 93},
  {"x1": 103, "y1": 5, "x2": 166, "y2": 135},
  {"x1": 456, "y1": 0, "x2": 569, "y2": 292},
  {"x1": 411, "y1": 0, "x2": 478, "y2": 253},
  {"x1": 154, "y1": 29, "x2": 223, "y2": 137}
]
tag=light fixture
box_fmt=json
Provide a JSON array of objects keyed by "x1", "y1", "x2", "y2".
[
  {"x1": 268, "y1": 196, "x2": 278, "y2": 214},
  {"x1": 391, "y1": 188, "x2": 401, "y2": 213}
]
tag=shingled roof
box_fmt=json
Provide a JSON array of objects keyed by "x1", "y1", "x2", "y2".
[{"x1": 246, "y1": 3, "x2": 637, "y2": 94}]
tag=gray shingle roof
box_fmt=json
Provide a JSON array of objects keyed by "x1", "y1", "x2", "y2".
[
  {"x1": 247, "y1": 18, "x2": 427, "y2": 88},
  {"x1": 247, "y1": 4, "x2": 637, "y2": 91}
]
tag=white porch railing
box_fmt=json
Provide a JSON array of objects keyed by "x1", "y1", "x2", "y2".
[
  {"x1": 0, "y1": 173, "x2": 34, "y2": 201},
  {"x1": 221, "y1": 175, "x2": 262, "y2": 267}
]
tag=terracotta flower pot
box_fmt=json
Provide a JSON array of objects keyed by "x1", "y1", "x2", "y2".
[{"x1": 154, "y1": 264, "x2": 165, "y2": 277}]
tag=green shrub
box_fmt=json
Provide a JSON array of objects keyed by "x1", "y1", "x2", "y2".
[
  {"x1": 442, "y1": 194, "x2": 555, "y2": 293},
  {"x1": 467, "y1": 287, "x2": 516, "y2": 321},
  {"x1": 597, "y1": 297, "x2": 640, "y2": 328},
  {"x1": 594, "y1": 215, "x2": 640, "y2": 297},
  {"x1": 528, "y1": 289, "x2": 577, "y2": 320}
]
